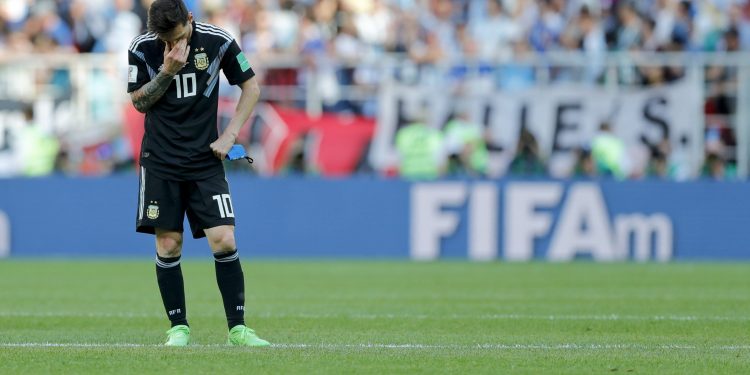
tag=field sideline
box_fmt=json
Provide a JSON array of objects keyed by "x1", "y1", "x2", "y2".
[{"x1": 0, "y1": 261, "x2": 748, "y2": 374}]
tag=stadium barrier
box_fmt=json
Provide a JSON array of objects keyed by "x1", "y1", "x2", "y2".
[{"x1": 0, "y1": 175, "x2": 747, "y2": 260}]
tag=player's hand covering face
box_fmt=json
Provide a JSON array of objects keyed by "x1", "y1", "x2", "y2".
[
  {"x1": 159, "y1": 19, "x2": 192, "y2": 76},
  {"x1": 162, "y1": 38, "x2": 190, "y2": 75}
]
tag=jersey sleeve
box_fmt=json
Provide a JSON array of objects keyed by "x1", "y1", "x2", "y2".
[
  {"x1": 127, "y1": 49, "x2": 152, "y2": 93},
  {"x1": 220, "y1": 39, "x2": 255, "y2": 86}
]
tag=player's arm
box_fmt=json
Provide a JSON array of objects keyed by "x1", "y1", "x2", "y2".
[
  {"x1": 210, "y1": 76, "x2": 261, "y2": 160},
  {"x1": 130, "y1": 71, "x2": 175, "y2": 113},
  {"x1": 130, "y1": 39, "x2": 191, "y2": 113}
]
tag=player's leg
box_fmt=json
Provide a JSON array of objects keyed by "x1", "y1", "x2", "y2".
[
  {"x1": 204, "y1": 225, "x2": 243, "y2": 328},
  {"x1": 204, "y1": 225, "x2": 269, "y2": 346},
  {"x1": 186, "y1": 176, "x2": 241, "y2": 330},
  {"x1": 187, "y1": 176, "x2": 269, "y2": 346},
  {"x1": 135, "y1": 168, "x2": 190, "y2": 345},
  {"x1": 154, "y1": 230, "x2": 188, "y2": 321},
  {"x1": 155, "y1": 229, "x2": 190, "y2": 346}
]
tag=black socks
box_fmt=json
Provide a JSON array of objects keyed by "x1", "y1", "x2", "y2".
[
  {"x1": 214, "y1": 250, "x2": 246, "y2": 329},
  {"x1": 156, "y1": 251, "x2": 246, "y2": 330},
  {"x1": 155, "y1": 255, "x2": 188, "y2": 327}
]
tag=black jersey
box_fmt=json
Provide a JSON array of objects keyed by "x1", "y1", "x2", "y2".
[{"x1": 127, "y1": 21, "x2": 255, "y2": 181}]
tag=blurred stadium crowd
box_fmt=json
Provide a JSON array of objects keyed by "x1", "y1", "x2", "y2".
[{"x1": 0, "y1": 0, "x2": 747, "y2": 180}]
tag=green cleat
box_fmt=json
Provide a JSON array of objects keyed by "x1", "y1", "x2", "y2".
[
  {"x1": 227, "y1": 325, "x2": 271, "y2": 347},
  {"x1": 164, "y1": 325, "x2": 190, "y2": 346}
]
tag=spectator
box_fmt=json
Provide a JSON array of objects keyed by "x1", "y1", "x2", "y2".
[
  {"x1": 268, "y1": 0, "x2": 300, "y2": 53},
  {"x1": 640, "y1": 16, "x2": 660, "y2": 51},
  {"x1": 728, "y1": 3, "x2": 750, "y2": 50},
  {"x1": 509, "y1": 127, "x2": 545, "y2": 176},
  {"x1": 353, "y1": 0, "x2": 392, "y2": 53},
  {"x1": 671, "y1": 0, "x2": 692, "y2": 49},
  {"x1": 67, "y1": 0, "x2": 99, "y2": 53},
  {"x1": 529, "y1": 0, "x2": 566, "y2": 52},
  {"x1": 572, "y1": 146, "x2": 596, "y2": 178},
  {"x1": 98, "y1": 0, "x2": 142, "y2": 80},
  {"x1": 18, "y1": 105, "x2": 60, "y2": 177},
  {"x1": 28, "y1": 1, "x2": 75, "y2": 51},
  {"x1": 651, "y1": 0, "x2": 677, "y2": 49},
  {"x1": 470, "y1": 0, "x2": 521, "y2": 62},
  {"x1": 395, "y1": 111, "x2": 445, "y2": 180},
  {"x1": 645, "y1": 139, "x2": 671, "y2": 180},
  {"x1": 331, "y1": 15, "x2": 365, "y2": 114},
  {"x1": 578, "y1": 7, "x2": 606, "y2": 82},
  {"x1": 443, "y1": 109, "x2": 489, "y2": 177},
  {"x1": 615, "y1": 2, "x2": 642, "y2": 51},
  {"x1": 703, "y1": 152, "x2": 727, "y2": 180},
  {"x1": 591, "y1": 122, "x2": 628, "y2": 179}
]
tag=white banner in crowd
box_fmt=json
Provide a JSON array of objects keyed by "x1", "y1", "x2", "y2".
[{"x1": 372, "y1": 77, "x2": 704, "y2": 177}]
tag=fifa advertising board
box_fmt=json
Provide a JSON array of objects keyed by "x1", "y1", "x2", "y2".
[
  {"x1": 1, "y1": 177, "x2": 749, "y2": 260},
  {"x1": 411, "y1": 182, "x2": 673, "y2": 262},
  {"x1": 408, "y1": 180, "x2": 749, "y2": 261}
]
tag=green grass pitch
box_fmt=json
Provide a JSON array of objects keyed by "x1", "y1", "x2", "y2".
[{"x1": 0, "y1": 260, "x2": 748, "y2": 374}]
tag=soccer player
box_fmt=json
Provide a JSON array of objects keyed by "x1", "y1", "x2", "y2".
[{"x1": 127, "y1": 0, "x2": 269, "y2": 347}]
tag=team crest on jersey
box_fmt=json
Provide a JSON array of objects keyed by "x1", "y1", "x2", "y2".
[
  {"x1": 194, "y1": 52, "x2": 209, "y2": 70},
  {"x1": 147, "y1": 204, "x2": 159, "y2": 219}
]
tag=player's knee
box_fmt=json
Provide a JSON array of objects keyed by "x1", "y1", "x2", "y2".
[
  {"x1": 157, "y1": 234, "x2": 183, "y2": 257},
  {"x1": 210, "y1": 230, "x2": 236, "y2": 252}
]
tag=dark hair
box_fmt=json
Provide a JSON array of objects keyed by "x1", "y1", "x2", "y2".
[{"x1": 147, "y1": 0, "x2": 189, "y2": 35}]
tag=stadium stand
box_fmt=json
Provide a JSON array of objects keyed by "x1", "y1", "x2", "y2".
[{"x1": 0, "y1": 0, "x2": 748, "y2": 179}]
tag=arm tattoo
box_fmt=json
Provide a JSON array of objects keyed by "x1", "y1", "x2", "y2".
[{"x1": 130, "y1": 71, "x2": 174, "y2": 113}]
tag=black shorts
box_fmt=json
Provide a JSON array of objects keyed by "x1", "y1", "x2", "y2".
[{"x1": 136, "y1": 167, "x2": 235, "y2": 238}]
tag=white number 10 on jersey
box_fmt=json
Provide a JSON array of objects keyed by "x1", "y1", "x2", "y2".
[
  {"x1": 173, "y1": 73, "x2": 196, "y2": 98},
  {"x1": 212, "y1": 194, "x2": 234, "y2": 218}
]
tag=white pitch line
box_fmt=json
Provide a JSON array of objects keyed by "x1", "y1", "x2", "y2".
[
  {"x1": 0, "y1": 311, "x2": 748, "y2": 322},
  {"x1": 272, "y1": 313, "x2": 750, "y2": 322},
  {"x1": 0, "y1": 312, "x2": 160, "y2": 318},
  {"x1": 0, "y1": 343, "x2": 748, "y2": 350}
]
